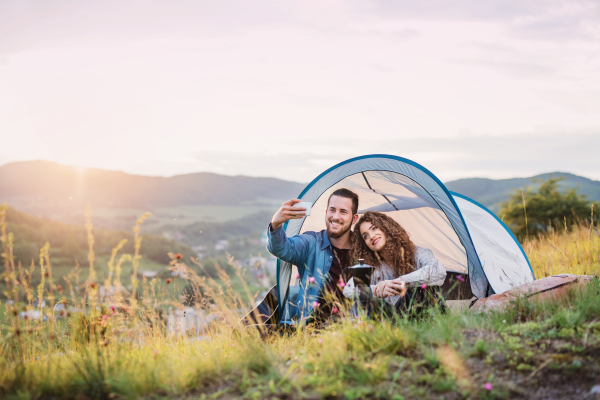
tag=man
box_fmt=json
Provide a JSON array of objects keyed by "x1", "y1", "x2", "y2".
[{"x1": 236, "y1": 188, "x2": 359, "y2": 332}]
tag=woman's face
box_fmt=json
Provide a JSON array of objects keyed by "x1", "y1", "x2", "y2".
[{"x1": 359, "y1": 221, "x2": 386, "y2": 253}]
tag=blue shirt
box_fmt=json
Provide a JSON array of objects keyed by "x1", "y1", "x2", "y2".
[{"x1": 266, "y1": 224, "x2": 334, "y2": 320}]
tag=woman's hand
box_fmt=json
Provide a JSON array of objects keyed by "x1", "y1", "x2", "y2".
[
  {"x1": 391, "y1": 278, "x2": 407, "y2": 297},
  {"x1": 374, "y1": 279, "x2": 405, "y2": 298}
]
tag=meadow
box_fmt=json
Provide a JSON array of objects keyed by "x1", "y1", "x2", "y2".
[{"x1": 0, "y1": 206, "x2": 599, "y2": 400}]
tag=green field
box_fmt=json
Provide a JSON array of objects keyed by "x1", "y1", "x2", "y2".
[
  {"x1": 0, "y1": 221, "x2": 599, "y2": 399},
  {"x1": 13, "y1": 203, "x2": 281, "y2": 232}
]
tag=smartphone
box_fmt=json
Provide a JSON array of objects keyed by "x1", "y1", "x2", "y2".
[{"x1": 293, "y1": 201, "x2": 312, "y2": 216}]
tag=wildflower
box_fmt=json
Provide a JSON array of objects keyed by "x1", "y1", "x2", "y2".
[
  {"x1": 420, "y1": 283, "x2": 427, "y2": 289},
  {"x1": 318, "y1": 339, "x2": 323, "y2": 344},
  {"x1": 154, "y1": 349, "x2": 159, "y2": 355},
  {"x1": 332, "y1": 306, "x2": 338, "y2": 314},
  {"x1": 175, "y1": 253, "x2": 183, "y2": 260},
  {"x1": 337, "y1": 277, "x2": 345, "y2": 288},
  {"x1": 102, "y1": 314, "x2": 110, "y2": 320},
  {"x1": 312, "y1": 301, "x2": 319, "y2": 308},
  {"x1": 12, "y1": 309, "x2": 17, "y2": 316},
  {"x1": 104, "y1": 339, "x2": 108, "y2": 345},
  {"x1": 110, "y1": 305, "x2": 115, "y2": 312},
  {"x1": 166, "y1": 278, "x2": 172, "y2": 284},
  {"x1": 295, "y1": 273, "x2": 300, "y2": 279},
  {"x1": 231, "y1": 343, "x2": 235, "y2": 347},
  {"x1": 456, "y1": 275, "x2": 465, "y2": 282},
  {"x1": 308, "y1": 277, "x2": 315, "y2": 284},
  {"x1": 15, "y1": 328, "x2": 21, "y2": 336},
  {"x1": 484, "y1": 383, "x2": 492, "y2": 391},
  {"x1": 90, "y1": 283, "x2": 96, "y2": 289}
]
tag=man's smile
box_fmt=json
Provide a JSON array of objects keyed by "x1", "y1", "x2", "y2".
[{"x1": 329, "y1": 219, "x2": 343, "y2": 228}]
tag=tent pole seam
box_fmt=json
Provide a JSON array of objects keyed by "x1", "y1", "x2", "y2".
[{"x1": 361, "y1": 172, "x2": 400, "y2": 211}]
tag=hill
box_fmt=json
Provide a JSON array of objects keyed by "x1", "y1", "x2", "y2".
[
  {"x1": 0, "y1": 206, "x2": 195, "y2": 291},
  {"x1": 0, "y1": 160, "x2": 305, "y2": 208},
  {"x1": 3, "y1": 160, "x2": 600, "y2": 230},
  {"x1": 0, "y1": 160, "x2": 305, "y2": 229},
  {"x1": 445, "y1": 172, "x2": 600, "y2": 211}
]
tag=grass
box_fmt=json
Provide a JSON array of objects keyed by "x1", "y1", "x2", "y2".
[
  {"x1": 525, "y1": 221, "x2": 600, "y2": 277},
  {"x1": 0, "y1": 211, "x2": 599, "y2": 399}
]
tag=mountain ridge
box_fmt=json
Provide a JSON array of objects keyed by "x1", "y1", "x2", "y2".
[
  {"x1": 2, "y1": 160, "x2": 599, "y2": 219},
  {"x1": 0, "y1": 160, "x2": 306, "y2": 208},
  {"x1": 444, "y1": 172, "x2": 600, "y2": 210}
]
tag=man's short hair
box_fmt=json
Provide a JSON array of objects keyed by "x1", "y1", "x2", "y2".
[{"x1": 327, "y1": 188, "x2": 359, "y2": 215}]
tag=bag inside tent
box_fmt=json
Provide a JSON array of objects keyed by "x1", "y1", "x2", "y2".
[{"x1": 274, "y1": 155, "x2": 584, "y2": 323}]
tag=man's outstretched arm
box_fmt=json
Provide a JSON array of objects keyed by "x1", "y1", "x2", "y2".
[{"x1": 267, "y1": 199, "x2": 311, "y2": 268}]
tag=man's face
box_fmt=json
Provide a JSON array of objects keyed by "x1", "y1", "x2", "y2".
[{"x1": 325, "y1": 195, "x2": 357, "y2": 239}]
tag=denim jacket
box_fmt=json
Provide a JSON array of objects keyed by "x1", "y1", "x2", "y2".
[{"x1": 266, "y1": 224, "x2": 334, "y2": 320}]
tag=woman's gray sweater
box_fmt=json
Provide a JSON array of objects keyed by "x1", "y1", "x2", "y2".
[{"x1": 342, "y1": 246, "x2": 447, "y2": 306}]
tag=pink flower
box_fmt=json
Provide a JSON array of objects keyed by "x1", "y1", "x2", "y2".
[
  {"x1": 332, "y1": 306, "x2": 338, "y2": 314},
  {"x1": 153, "y1": 349, "x2": 158, "y2": 355},
  {"x1": 318, "y1": 338, "x2": 323, "y2": 344},
  {"x1": 456, "y1": 275, "x2": 465, "y2": 282},
  {"x1": 295, "y1": 273, "x2": 300, "y2": 279},
  {"x1": 337, "y1": 278, "x2": 345, "y2": 288},
  {"x1": 420, "y1": 283, "x2": 427, "y2": 289},
  {"x1": 110, "y1": 305, "x2": 115, "y2": 311},
  {"x1": 308, "y1": 277, "x2": 316, "y2": 284},
  {"x1": 231, "y1": 343, "x2": 235, "y2": 347},
  {"x1": 484, "y1": 383, "x2": 492, "y2": 391},
  {"x1": 102, "y1": 314, "x2": 109, "y2": 320},
  {"x1": 312, "y1": 301, "x2": 319, "y2": 308}
]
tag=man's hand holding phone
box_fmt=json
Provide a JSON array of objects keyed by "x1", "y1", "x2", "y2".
[{"x1": 271, "y1": 199, "x2": 308, "y2": 231}]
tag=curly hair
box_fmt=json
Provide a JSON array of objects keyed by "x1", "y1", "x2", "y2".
[{"x1": 350, "y1": 211, "x2": 417, "y2": 277}]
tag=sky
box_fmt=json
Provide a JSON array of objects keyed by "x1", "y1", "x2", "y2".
[{"x1": 1, "y1": 0, "x2": 600, "y2": 183}]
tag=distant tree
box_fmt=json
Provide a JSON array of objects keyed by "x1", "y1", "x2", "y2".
[{"x1": 499, "y1": 177, "x2": 599, "y2": 240}]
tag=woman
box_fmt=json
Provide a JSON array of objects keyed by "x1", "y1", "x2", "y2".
[{"x1": 343, "y1": 211, "x2": 447, "y2": 310}]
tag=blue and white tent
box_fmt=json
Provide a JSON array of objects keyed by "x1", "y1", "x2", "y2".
[{"x1": 277, "y1": 155, "x2": 534, "y2": 320}]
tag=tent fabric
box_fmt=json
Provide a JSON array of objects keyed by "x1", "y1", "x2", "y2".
[
  {"x1": 276, "y1": 154, "x2": 534, "y2": 322},
  {"x1": 451, "y1": 192, "x2": 535, "y2": 294},
  {"x1": 471, "y1": 274, "x2": 591, "y2": 312}
]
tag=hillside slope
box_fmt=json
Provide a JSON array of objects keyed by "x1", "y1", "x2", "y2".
[
  {"x1": 0, "y1": 160, "x2": 305, "y2": 208},
  {"x1": 445, "y1": 172, "x2": 600, "y2": 210},
  {"x1": 2, "y1": 205, "x2": 195, "y2": 268}
]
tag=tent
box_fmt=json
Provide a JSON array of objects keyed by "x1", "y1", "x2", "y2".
[{"x1": 276, "y1": 154, "x2": 535, "y2": 322}]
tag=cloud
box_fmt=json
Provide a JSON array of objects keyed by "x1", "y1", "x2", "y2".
[
  {"x1": 538, "y1": 90, "x2": 600, "y2": 114},
  {"x1": 460, "y1": 41, "x2": 516, "y2": 53},
  {"x1": 1, "y1": 0, "x2": 600, "y2": 184},
  {"x1": 185, "y1": 130, "x2": 600, "y2": 182},
  {"x1": 279, "y1": 93, "x2": 348, "y2": 108},
  {"x1": 455, "y1": 59, "x2": 557, "y2": 78}
]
